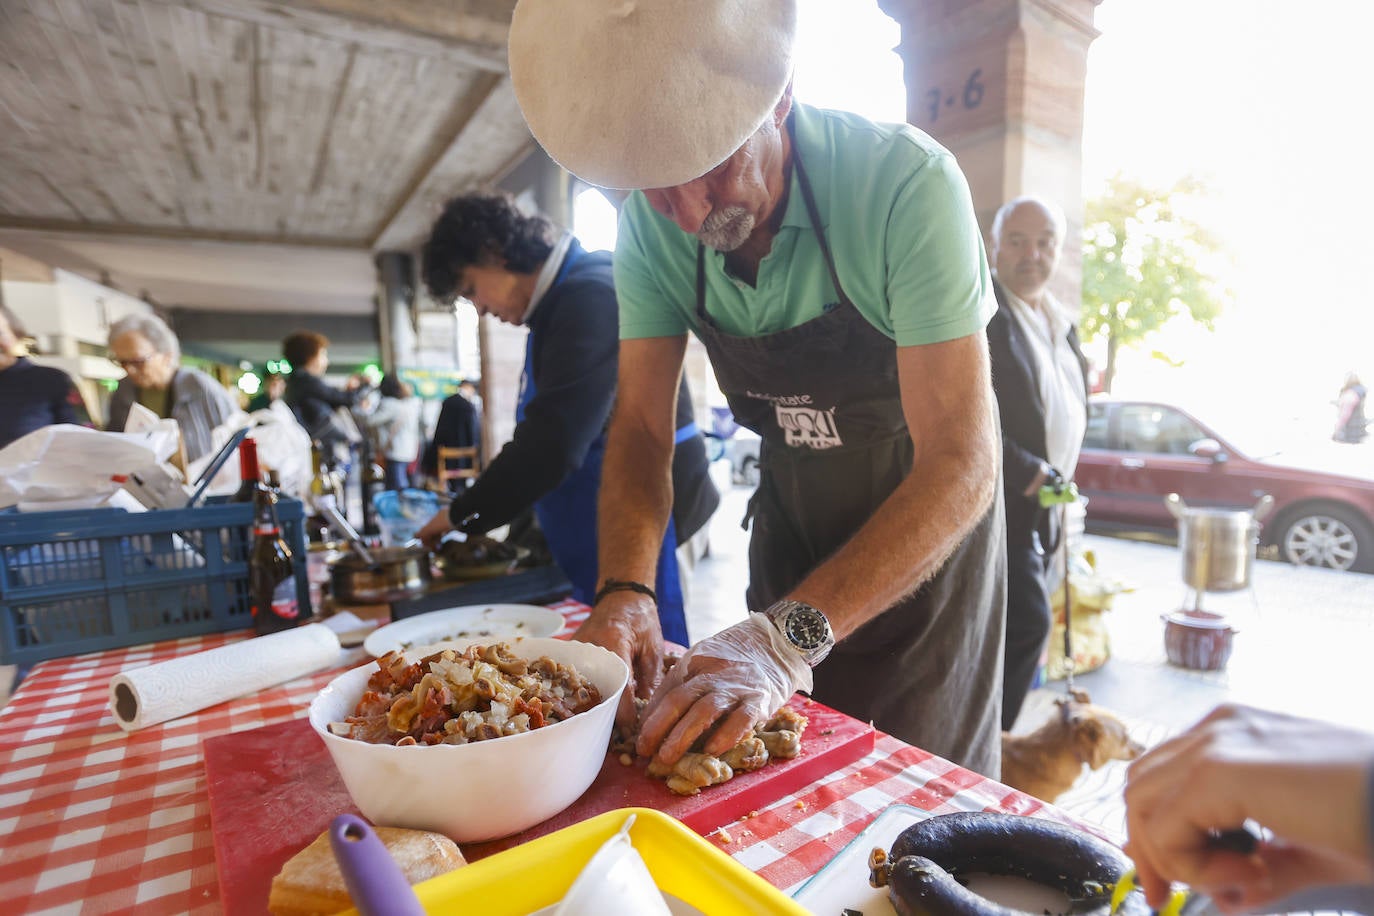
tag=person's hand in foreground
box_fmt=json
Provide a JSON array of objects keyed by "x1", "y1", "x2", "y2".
[
  {"x1": 573, "y1": 591, "x2": 665, "y2": 734},
  {"x1": 635, "y1": 614, "x2": 813, "y2": 767},
  {"x1": 414, "y1": 509, "x2": 452, "y2": 551},
  {"x1": 1123, "y1": 703, "x2": 1374, "y2": 913}
]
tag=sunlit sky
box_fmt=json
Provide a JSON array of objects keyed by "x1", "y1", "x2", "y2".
[
  {"x1": 1082, "y1": 0, "x2": 1374, "y2": 437},
  {"x1": 575, "y1": 0, "x2": 1374, "y2": 439}
]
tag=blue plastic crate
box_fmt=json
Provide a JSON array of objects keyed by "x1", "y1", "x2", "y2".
[{"x1": 0, "y1": 497, "x2": 311, "y2": 666}]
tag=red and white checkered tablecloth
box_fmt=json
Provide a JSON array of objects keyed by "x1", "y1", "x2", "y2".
[{"x1": 0, "y1": 599, "x2": 1060, "y2": 914}]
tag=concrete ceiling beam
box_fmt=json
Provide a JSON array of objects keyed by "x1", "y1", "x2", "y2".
[{"x1": 144, "y1": 0, "x2": 512, "y2": 72}]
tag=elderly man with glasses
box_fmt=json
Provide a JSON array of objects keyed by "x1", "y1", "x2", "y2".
[{"x1": 106, "y1": 313, "x2": 239, "y2": 463}]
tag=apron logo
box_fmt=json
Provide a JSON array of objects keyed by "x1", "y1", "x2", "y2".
[
  {"x1": 745, "y1": 389, "x2": 812, "y2": 406},
  {"x1": 776, "y1": 404, "x2": 843, "y2": 450}
]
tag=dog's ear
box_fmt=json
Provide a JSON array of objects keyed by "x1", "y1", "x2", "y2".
[{"x1": 1072, "y1": 714, "x2": 1107, "y2": 766}]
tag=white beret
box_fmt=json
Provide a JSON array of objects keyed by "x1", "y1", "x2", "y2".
[{"x1": 508, "y1": 0, "x2": 798, "y2": 191}]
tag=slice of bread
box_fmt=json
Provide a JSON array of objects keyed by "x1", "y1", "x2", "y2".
[{"x1": 268, "y1": 825, "x2": 466, "y2": 916}]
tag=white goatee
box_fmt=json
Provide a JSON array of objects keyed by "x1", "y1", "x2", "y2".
[{"x1": 697, "y1": 207, "x2": 755, "y2": 252}]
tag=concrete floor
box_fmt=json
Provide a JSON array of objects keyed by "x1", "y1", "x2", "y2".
[{"x1": 1039, "y1": 530, "x2": 1374, "y2": 838}]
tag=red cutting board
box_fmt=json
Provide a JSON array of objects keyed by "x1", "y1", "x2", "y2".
[
  {"x1": 203, "y1": 718, "x2": 362, "y2": 916},
  {"x1": 204, "y1": 697, "x2": 873, "y2": 915}
]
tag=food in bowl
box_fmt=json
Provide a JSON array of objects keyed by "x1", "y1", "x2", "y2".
[
  {"x1": 309, "y1": 636, "x2": 629, "y2": 843},
  {"x1": 437, "y1": 535, "x2": 521, "y2": 565},
  {"x1": 433, "y1": 536, "x2": 528, "y2": 580},
  {"x1": 329, "y1": 643, "x2": 603, "y2": 746}
]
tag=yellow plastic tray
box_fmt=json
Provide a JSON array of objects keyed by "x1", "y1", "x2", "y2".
[{"x1": 367, "y1": 807, "x2": 809, "y2": 915}]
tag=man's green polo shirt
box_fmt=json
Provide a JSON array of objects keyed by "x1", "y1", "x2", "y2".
[{"x1": 614, "y1": 102, "x2": 996, "y2": 347}]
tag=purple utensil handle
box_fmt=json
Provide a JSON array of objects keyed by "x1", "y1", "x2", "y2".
[{"x1": 329, "y1": 814, "x2": 427, "y2": 916}]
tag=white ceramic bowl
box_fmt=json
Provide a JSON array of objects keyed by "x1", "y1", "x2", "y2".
[{"x1": 309, "y1": 636, "x2": 629, "y2": 843}]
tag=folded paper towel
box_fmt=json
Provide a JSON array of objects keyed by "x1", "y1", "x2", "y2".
[{"x1": 108, "y1": 624, "x2": 342, "y2": 731}]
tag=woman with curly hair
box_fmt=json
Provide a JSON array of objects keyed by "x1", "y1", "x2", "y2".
[{"x1": 415, "y1": 192, "x2": 718, "y2": 648}]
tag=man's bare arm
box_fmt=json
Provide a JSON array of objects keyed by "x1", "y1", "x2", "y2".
[
  {"x1": 595, "y1": 335, "x2": 686, "y2": 586},
  {"x1": 787, "y1": 331, "x2": 999, "y2": 640},
  {"x1": 573, "y1": 334, "x2": 687, "y2": 727}
]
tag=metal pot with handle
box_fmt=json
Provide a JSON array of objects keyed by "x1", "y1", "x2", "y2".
[
  {"x1": 1165, "y1": 493, "x2": 1275, "y2": 593},
  {"x1": 320, "y1": 504, "x2": 432, "y2": 604},
  {"x1": 329, "y1": 545, "x2": 432, "y2": 604}
]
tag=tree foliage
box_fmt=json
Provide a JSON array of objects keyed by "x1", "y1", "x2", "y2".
[{"x1": 1080, "y1": 174, "x2": 1228, "y2": 392}]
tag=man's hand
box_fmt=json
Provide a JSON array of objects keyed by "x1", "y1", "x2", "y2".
[
  {"x1": 1022, "y1": 460, "x2": 1052, "y2": 498},
  {"x1": 573, "y1": 592, "x2": 664, "y2": 734},
  {"x1": 636, "y1": 614, "x2": 812, "y2": 767},
  {"x1": 414, "y1": 509, "x2": 453, "y2": 551}
]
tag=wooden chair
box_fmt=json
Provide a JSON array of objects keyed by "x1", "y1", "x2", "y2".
[{"x1": 435, "y1": 445, "x2": 482, "y2": 489}]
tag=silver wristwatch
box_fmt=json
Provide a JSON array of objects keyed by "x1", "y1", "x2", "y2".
[{"x1": 763, "y1": 599, "x2": 835, "y2": 667}]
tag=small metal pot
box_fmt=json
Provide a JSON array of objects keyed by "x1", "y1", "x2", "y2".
[
  {"x1": 1166, "y1": 494, "x2": 1274, "y2": 593},
  {"x1": 1162, "y1": 609, "x2": 1238, "y2": 671},
  {"x1": 329, "y1": 545, "x2": 432, "y2": 604}
]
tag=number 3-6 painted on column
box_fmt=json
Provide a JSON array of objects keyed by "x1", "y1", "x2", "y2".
[{"x1": 924, "y1": 69, "x2": 985, "y2": 123}]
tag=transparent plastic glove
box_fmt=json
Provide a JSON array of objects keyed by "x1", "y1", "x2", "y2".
[{"x1": 636, "y1": 614, "x2": 814, "y2": 767}]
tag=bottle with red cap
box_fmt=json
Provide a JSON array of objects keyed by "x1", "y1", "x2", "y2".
[
  {"x1": 249, "y1": 489, "x2": 309, "y2": 635},
  {"x1": 232, "y1": 437, "x2": 266, "y2": 504}
]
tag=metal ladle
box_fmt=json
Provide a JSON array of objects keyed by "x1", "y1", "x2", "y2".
[{"x1": 321, "y1": 504, "x2": 376, "y2": 568}]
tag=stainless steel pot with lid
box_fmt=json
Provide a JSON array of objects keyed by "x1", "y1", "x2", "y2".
[
  {"x1": 329, "y1": 545, "x2": 433, "y2": 604},
  {"x1": 317, "y1": 503, "x2": 432, "y2": 604},
  {"x1": 1166, "y1": 493, "x2": 1274, "y2": 593}
]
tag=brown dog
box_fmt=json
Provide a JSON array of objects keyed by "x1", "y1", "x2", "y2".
[{"x1": 1000, "y1": 688, "x2": 1145, "y2": 802}]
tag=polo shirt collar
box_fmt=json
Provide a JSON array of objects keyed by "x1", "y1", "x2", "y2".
[{"x1": 779, "y1": 103, "x2": 826, "y2": 233}]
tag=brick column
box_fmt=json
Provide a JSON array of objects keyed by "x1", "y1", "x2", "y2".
[{"x1": 877, "y1": 0, "x2": 1102, "y2": 305}]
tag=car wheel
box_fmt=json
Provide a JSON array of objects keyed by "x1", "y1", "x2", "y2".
[
  {"x1": 739, "y1": 454, "x2": 760, "y2": 488},
  {"x1": 1277, "y1": 504, "x2": 1374, "y2": 573}
]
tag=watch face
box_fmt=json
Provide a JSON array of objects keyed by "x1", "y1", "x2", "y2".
[{"x1": 784, "y1": 606, "x2": 830, "y2": 651}]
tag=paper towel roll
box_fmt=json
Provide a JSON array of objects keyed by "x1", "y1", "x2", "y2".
[{"x1": 109, "y1": 624, "x2": 342, "y2": 731}]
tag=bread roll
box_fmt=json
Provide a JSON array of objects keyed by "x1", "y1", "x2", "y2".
[{"x1": 268, "y1": 825, "x2": 465, "y2": 915}]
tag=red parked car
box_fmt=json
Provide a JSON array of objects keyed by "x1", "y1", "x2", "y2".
[{"x1": 1075, "y1": 399, "x2": 1374, "y2": 572}]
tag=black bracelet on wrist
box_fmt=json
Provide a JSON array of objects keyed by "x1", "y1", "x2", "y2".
[{"x1": 593, "y1": 579, "x2": 657, "y2": 606}]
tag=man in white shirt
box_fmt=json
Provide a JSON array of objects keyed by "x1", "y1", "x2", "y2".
[{"x1": 985, "y1": 196, "x2": 1090, "y2": 731}]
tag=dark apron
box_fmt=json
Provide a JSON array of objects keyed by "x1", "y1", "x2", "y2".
[
  {"x1": 517, "y1": 250, "x2": 689, "y2": 647},
  {"x1": 690, "y1": 119, "x2": 1006, "y2": 776}
]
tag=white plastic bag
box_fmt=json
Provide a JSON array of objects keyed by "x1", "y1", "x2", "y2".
[
  {"x1": 249, "y1": 401, "x2": 312, "y2": 499},
  {"x1": 185, "y1": 402, "x2": 310, "y2": 501},
  {"x1": 186, "y1": 411, "x2": 254, "y2": 499},
  {"x1": 0, "y1": 425, "x2": 169, "y2": 510},
  {"x1": 552, "y1": 815, "x2": 671, "y2": 916}
]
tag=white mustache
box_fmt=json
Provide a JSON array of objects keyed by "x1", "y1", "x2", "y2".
[{"x1": 697, "y1": 207, "x2": 753, "y2": 252}]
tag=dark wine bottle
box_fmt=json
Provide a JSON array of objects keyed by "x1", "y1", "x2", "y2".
[
  {"x1": 232, "y1": 438, "x2": 264, "y2": 504},
  {"x1": 249, "y1": 483, "x2": 311, "y2": 635}
]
